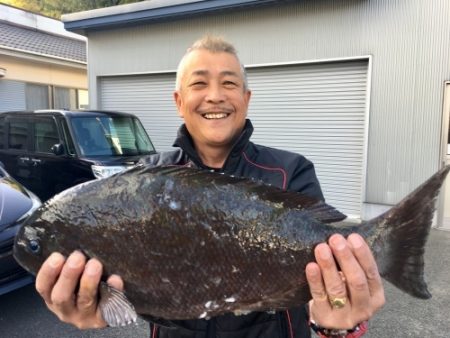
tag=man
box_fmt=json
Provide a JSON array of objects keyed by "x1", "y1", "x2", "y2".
[{"x1": 36, "y1": 36, "x2": 385, "y2": 337}]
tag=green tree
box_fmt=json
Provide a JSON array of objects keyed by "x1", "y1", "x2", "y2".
[
  {"x1": 1, "y1": 0, "x2": 41, "y2": 13},
  {"x1": 0, "y1": 0, "x2": 143, "y2": 19}
]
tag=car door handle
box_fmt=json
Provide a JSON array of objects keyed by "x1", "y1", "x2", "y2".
[
  {"x1": 19, "y1": 156, "x2": 31, "y2": 164},
  {"x1": 30, "y1": 158, "x2": 42, "y2": 166}
]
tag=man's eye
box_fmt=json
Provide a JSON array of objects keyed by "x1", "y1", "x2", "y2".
[
  {"x1": 191, "y1": 81, "x2": 206, "y2": 87},
  {"x1": 223, "y1": 81, "x2": 238, "y2": 88}
]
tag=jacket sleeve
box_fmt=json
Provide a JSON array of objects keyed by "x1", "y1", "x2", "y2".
[
  {"x1": 138, "y1": 149, "x2": 186, "y2": 167},
  {"x1": 286, "y1": 156, "x2": 324, "y2": 201}
]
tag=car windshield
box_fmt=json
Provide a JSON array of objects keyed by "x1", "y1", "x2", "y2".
[{"x1": 70, "y1": 115, "x2": 155, "y2": 156}]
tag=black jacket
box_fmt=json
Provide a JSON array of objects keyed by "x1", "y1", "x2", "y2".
[{"x1": 141, "y1": 120, "x2": 323, "y2": 338}]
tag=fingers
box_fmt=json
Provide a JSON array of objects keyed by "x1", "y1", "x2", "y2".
[
  {"x1": 77, "y1": 258, "x2": 103, "y2": 312},
  {"x1": 35, "y1": 252, "x2": 112, "y2": 329},
  {"x1": 328, "y1": 234, "x2": 370, "y2": 311},
  {"x1": 51, "y1": 251, "x2": 87, "y2": 316},
  {"x1": 107, "y1": 274, "x2": 124, "y2": 291},
  {"x1": 307, "y1": 233, "x2": 385, "y2": 329},
  {"x1": 305, "y1": 262, "x2": 328, "y2": 309},
  {"x1": 314, "y1": 241, "x2": 349, "y2": 308},
  {"x1": 36, "y1": 252, "x2": 66, "y2": 305},
  {"x1": 348, "y1": 234, "x2": 385, "y2": 308}
]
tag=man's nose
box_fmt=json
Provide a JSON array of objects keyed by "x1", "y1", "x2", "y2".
[{"x1": 205, "y1": 83, "x2": 225, "y2": 102}]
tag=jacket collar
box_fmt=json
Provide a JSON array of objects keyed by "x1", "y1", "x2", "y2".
[{"x1": 173, "y1": 119, "x2": 254, "y2": 170}]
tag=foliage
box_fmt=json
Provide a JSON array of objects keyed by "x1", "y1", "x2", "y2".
[{"x1": 0, "y1": 0, "x2": 143, "y2": 19}]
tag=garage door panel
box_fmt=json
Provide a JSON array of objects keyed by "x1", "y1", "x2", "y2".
[{"x1": 247, "y1": 60, "x2": 368, "y2": 216}]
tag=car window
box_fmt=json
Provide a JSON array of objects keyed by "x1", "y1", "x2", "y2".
[
  {"x1": 70, "y1": 116, "x2": 155, "y2": 156},
  {"x1": 34, "y1": 118, "x2": 59, "y2": 153},
  {"x1": 133, "y1": 118, "x2": 155, "y2": 152},
  {"x1": 61, "y1": 119, "x2": 76, "y2": 155},
  {"x1": 8, "y1": 120, "x2": 29, "y2": 150}
]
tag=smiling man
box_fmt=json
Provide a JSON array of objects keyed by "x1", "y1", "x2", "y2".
[
  {"x1": 35, "y1": 36, "x2": 384, "y2": 338},
  {"x1": 173, "y1": 39, "x2": 251, "y2": 169}
]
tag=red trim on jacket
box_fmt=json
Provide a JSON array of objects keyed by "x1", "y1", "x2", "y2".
[
  {"x1": 151, "y1": 324, "x2": 158, "y2": 338},
  {"x1": 242, "y1": 151, "x2": 288, "y2": 189},
  {"x1": 285, "y1": 310, "x2": 294, "y2": 338}
]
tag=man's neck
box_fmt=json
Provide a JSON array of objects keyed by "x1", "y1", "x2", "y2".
[{"x1": 195, "y1": 145, "x2": 232, "y2": 169}]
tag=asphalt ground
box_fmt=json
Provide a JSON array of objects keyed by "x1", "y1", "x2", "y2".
[{"x1": 1, "y1": 228, "x2": 448, "y2": 337}]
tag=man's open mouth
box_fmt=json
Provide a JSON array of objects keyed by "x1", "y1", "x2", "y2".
[{"x1": 202, "y1": 113, "x2": 230, "y2": 119}]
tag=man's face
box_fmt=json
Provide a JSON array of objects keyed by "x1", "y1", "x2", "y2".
[{"x1": 174, "y1": 49, "x2": 251, "y2": 150}]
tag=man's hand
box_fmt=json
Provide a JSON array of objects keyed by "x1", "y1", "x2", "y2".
[
  {"x1": 35, "y1": 251, "x2": 123, "y2": 329},
  {"x1": 305, "y1": 233, "x2": 385, "y2": 329}
]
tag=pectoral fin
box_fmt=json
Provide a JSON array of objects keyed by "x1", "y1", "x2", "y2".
[{"x1": 99, "y1": 282, "x2": 137, "y2": 327}]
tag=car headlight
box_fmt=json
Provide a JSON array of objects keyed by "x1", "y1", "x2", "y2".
[{"x1": 91, "y1": 165, "x2": 129, "y2": 179}]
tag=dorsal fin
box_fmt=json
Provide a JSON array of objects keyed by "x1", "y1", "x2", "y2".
[
  {"x1": 305, "y1": 200, "x2": 348, "y2": 223},
  {"x1": 136, "y1": 165, "x2": 347, "y2": 223},
  {"x1": 241, "y1": 178, "x2": 347, "y2": 223}
]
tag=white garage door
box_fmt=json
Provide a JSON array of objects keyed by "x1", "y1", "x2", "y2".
[
  {"x1": 247, "y1": 61, "x2": 369, "y2": 217},
  {"x1": 99, "y1": 59, "x2": 369, "y2": 217}
]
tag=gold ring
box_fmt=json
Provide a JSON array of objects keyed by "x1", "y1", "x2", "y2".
[{"x1": 329, "y1": 296, "x2": 347, "y2": 309}]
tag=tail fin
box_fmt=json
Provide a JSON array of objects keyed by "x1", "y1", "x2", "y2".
[{"x1": 367, "y1": 165, "x2": 450, "y2": 299}]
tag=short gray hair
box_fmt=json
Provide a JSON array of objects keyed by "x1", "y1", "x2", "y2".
[{"x1": 175, "y1": 35, "x2": 248, "y2": 91}]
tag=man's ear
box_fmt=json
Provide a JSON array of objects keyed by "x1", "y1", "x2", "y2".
[
  {"x1": 174, "y1": 91, "x2": 184, "y2": 118},
  {"x1": 244, "y1": 90, "x2": 252, "y2": 116}
]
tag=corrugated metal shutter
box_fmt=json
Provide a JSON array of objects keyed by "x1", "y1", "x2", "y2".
[
  {"x1": 0, "y1": 80, "x2": 26, "y2": 112},
  {"x1": 247, "y1": 61, "x2": 369, "y2": 216},
  {"x1": 100, "y1": 74, "x2": 178, "y2": 151},
  {"x1": 99, "y1": 59, "x2": 368, "y2": 216}
]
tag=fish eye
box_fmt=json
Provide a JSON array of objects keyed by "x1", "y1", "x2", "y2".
[{"x1": 28, "y1": 240, "x2": 41, "y2": 254}]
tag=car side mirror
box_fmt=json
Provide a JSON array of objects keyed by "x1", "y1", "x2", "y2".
[{"x1": 51, "y1": 144, "x2": 65, "y2": 156}]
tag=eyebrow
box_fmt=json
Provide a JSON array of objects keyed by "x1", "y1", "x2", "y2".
[{"x1": 191, "y1": 70, "x2": 240, "y2": 78}]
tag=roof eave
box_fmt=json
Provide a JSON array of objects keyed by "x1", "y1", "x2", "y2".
[
  {"x1": 63, "y1": 0, "x2": 289, "y2": 35},
  {"x1": 0, "y1": 47, "x2": 87, "y2": 69}
]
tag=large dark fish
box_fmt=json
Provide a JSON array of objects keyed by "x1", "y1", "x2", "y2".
[{"x1": 13, "y1": 165, "x2": 450, "y2": 326}]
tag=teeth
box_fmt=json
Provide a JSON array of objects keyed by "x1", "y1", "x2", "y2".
[{"x1": 203, "y1": 113, "x2": 228, "y2": 119}]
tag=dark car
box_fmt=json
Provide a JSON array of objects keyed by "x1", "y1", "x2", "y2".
[
  {"x1": 0, "y1": 110, "x2": 156, "y2": 201},
  {"x1": 0, "y1": 162, "x2": 41, "y2": 295}
]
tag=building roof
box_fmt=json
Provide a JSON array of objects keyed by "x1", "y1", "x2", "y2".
[
  {"x1": 0, "y1": 4, "x2": 86, "y2": 65},
  {"x1": 62, "y1": 0, "x2": 293, "y2": 35},
  {"x1": 0, "y1": 21, "x2": 86, "y2": 63}
]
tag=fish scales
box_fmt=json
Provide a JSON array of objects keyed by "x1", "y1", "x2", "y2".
[{"x1": 13, "y1": 165, "x2": 450, "y2": 324}]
